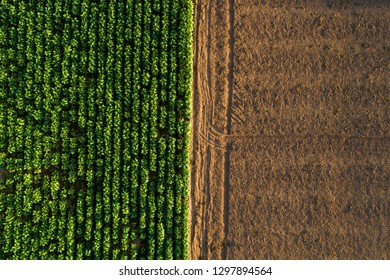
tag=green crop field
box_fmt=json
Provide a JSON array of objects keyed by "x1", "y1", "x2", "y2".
[{"x1": 0, "y1": 0, "x2": 192, "y2": 259}]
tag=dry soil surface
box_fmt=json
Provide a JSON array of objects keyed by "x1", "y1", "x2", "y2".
[{"x1": 190, "y1": 0, "x2": 389, "y2": 259}]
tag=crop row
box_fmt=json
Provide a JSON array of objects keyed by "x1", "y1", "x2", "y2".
[{"x1": 0, "y1": 0, "x2": 193, "y2": 260}]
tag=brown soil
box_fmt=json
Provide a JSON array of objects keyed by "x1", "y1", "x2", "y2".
[
  {"x1": 190, "y1": 0, "x2": 389, "y2": 259},
  {"x1": 0, "y1": 169, "x2": 8, "y2": 181}
]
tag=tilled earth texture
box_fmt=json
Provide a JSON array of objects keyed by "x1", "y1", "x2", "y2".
[{"x1": 190, "y1": 0, "x2": 389, "y2": 259}]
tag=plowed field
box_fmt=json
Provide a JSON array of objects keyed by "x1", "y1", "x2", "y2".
[{"x1": 190, "y1": 0, "x2": 389, "y2": 259}]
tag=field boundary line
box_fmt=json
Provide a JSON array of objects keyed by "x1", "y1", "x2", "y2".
[{"x1": 222, "y1": 0, "x2": 235, "y2": 260}]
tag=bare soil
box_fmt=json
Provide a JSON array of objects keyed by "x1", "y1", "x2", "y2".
[
  {"x1": 190, "y1": 0, "x2": 389, "y2": 259},
  {"x1": 0, "y1": 169, "x2": 8, "y2": 181}
]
